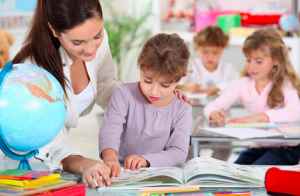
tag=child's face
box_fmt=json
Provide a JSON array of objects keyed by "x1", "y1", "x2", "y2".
[
  {"x1": 139, "y1": 70, "x2": 178, "y2": 106},
  {"x1": 245, "y1": 49, "x2": 277, "y2": 82},
  {"x1": 197, "y1": 46, "x2": 223, "y2": 71}
]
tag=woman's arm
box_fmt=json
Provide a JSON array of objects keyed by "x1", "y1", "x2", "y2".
[
  {"x1": 62, "y1": 156, "x2": 111, "y2": 188},
  {"x1": 37, "y1": 127, "x2": 110, "y2": 188}
]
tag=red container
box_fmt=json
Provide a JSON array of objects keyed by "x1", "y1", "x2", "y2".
[
  {"x1": 265, "y1": 167, "x2": 300, "y2": 195},
  {"x1": 240, "y1": 13, "x2": 281, "y2": 24}
]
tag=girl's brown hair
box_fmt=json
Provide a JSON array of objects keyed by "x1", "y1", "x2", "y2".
[
  {"x1": 193, "y1": 26, "x2": 229, "y2": 50},
  {"x1": 137, "y1": 33, "x2": 191, "y2": 83},
  {"x1": 241, "y1": 27, "x2": 300, "y2": 108},
  {"x1": 12, "y1": 0, "x2": 103, "y2": 94}
]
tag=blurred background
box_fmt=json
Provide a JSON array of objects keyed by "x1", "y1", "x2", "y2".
[{"x1": 1, "y1": 0, "x2": 300, "y2": 162}]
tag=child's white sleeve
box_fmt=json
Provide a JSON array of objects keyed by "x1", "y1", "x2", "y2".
[{"x1": 216, "y1": 64, "x2": 239, "y2": 93}]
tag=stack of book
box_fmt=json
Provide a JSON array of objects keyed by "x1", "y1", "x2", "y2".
[{"x1": 0, "y1": 169, "x2": 85, "y2": 196}]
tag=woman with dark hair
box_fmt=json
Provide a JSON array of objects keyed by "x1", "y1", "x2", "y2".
[
  {"x1": 0, "y1": 0, "x2": 191, "y2": 188},
  {"x1": 2, "y1": 0, "x2": 115, "y2": 188}
]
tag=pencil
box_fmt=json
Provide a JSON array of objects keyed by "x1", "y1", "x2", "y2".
[{"x1": 222, "y1": 108, "x2": 226, "y2": 126}]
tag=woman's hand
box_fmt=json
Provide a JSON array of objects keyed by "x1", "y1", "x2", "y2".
[
  {"x1": 229, "y1": 113, "x2": 269, "y2": 123},
  {"x1": 62, "y1": 156, "x2": 111, "y2": 189},
  {"x1": 210, "y1": 110, "x2": 227, "y2": 124},
  {"x1": 79, "y1": 158, "x2": 111, "y2": 188},
  {"x1": 124, "y1": 154, "x2": 150, "y2": 170},
  {"x1": 104, "y1": 160, "x2": 121, "y2": 179},
  {"x1": 174, "y1": 89, "x2": 193, "y2": 104}
]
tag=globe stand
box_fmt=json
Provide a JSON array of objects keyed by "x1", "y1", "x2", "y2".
[{"x1": 0, "y1": 61, "x2": 39, "y2": 170}]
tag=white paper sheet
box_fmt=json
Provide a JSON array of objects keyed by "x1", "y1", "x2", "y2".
[
  {"x1": 200, "y1": 127, "x2": 283, "y2": 140},
  {"x1": 183, "y1": 92, "x2": 208, "y2": 99}
]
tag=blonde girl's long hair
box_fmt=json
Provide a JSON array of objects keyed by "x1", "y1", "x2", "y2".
[{"x1": 241, "y1": 27, "x2": 300, "y2": 108}]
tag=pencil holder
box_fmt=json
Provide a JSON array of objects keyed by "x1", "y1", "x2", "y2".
[{"x1": 265, "y1": 167, "x2": 300, "y2": 195}]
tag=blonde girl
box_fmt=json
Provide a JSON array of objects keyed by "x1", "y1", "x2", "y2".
[{"x1": 204, "y1": 27, "x2": 300, "y2": 165}]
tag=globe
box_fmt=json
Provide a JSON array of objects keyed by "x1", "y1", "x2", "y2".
[
  {"x1": 279, "y1": 14, "x2": 298, "y2": 33},
  {"x1": 0, "y1": 62, "x2": 67, "y2": 161}
]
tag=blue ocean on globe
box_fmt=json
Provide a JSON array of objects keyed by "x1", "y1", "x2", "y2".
[
  {"x1": 279, "y1": 14, "x2": 298, "y2": 32},
  {"x1": 0, "y1": 63, "x2": 67, "y2": 152}
]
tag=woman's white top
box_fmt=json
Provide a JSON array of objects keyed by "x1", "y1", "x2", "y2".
[
  {"x1": 181, "y1": 59, "x2": 239, "y2": 93},
  {"x1": 0, "y1": 29, "x2": 122, "y2": 170},
  {"x1": 75, "y1": 81, "x2": 95, "y2": 115}
]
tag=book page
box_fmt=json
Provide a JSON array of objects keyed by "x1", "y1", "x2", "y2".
[
  {"x1": 277, "y1": 127, "x2": 300, "y2": 138},
  {"x1": 183, "y1": 157, "x2": 265, "y2": 186},
  {"x1": 263, "y1": 165, "x2": 300, "y2": 172},
  {"x1": 107, "y1": 167, "x2": 184, "y2": 188},
  {"x1": 183, "y1": 91, "x2": 208, "y2": 99}
]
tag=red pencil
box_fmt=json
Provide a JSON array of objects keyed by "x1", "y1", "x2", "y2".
[{"x1": 0, "y1": 175, "x2": 32, "y2": 180}]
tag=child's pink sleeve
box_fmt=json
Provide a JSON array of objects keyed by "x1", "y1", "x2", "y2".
[
  {"x1": 265, "y1": 81, "x2": 300, "y2": 123},
  {"x1": 204, "y1": 79, "x2": 243, "y2": 120}
]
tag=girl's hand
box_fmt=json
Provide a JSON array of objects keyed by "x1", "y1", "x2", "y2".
[
  {"x1": 229, "y1": 113, "x2": 269, "y2": 123},
  {"x1": 124, "y1": 154, "x2": 150, "y2": 170},
  {"x1": 182, "y1": 83, "x2": 202, "y2": 94},
  {"x1": 174, "y1": 89, "x2": 193, "y2": 104},
  {"x1": 199, "y1": 86, "x2": 219, "y2": 96},
  {"x1": 80, "y1": 159, "x2": 111, "y2": 188},
  {"x1": 210, "y1": 110, "x2": 227, "y2": 124},
  {"x1": 104, "y1": 160, "x2": 121, "y2": 179}
]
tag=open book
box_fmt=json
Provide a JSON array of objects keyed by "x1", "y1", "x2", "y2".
[{"x1": 100, "y1": 157, "x2": 266, "y2": 189}]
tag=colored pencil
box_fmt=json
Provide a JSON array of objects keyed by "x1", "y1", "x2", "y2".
[
  {"x1": 215, "y1": 191, "x2": 252, "y2": 194},
  {"x1": 213, "y1": 194, "x2": 251, "y2": 196}
]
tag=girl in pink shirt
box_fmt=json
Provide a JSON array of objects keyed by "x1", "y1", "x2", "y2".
[{"x1": 204, "y1": 28, "x2": 300, "y2": 165}]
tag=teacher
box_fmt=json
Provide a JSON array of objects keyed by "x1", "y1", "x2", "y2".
[{"x1": 3, "y1": 0, "x2": 190, "y2": 188}]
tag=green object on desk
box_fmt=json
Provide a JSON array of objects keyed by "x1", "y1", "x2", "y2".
[
  {"x1": 178, "y1": 84, "x2": 183, "y2": 90},
  {"x1": 217, "y1": 14, "x2": 241, "y2": 33},
  {"x1": 222, "y1": 108, "x2": 225, "y2": 127}
]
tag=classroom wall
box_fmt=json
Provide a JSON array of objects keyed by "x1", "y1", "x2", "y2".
[{"x1": 0, "y1": 0, "x2": 35, "y2": 12}]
